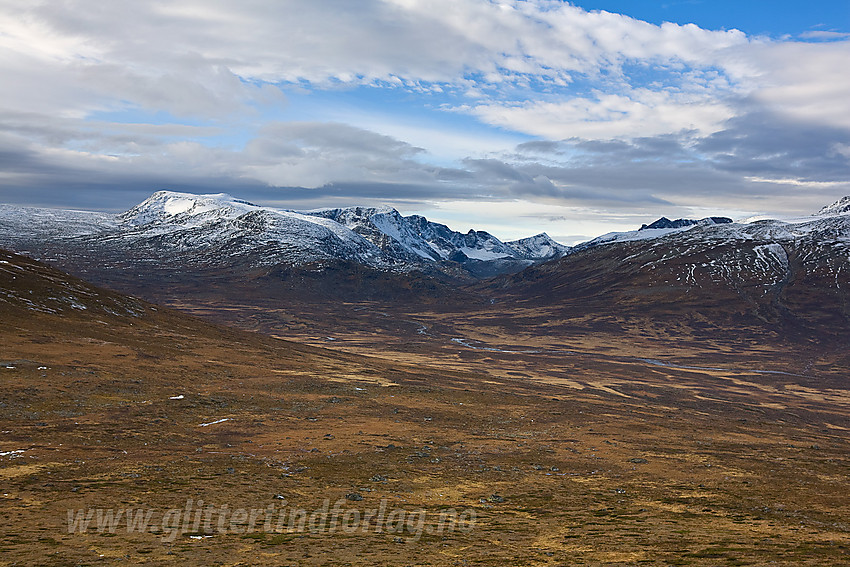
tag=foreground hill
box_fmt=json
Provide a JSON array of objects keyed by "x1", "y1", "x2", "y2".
[{"x1": 2, "y1": 248, "x2": 849, "y2": 565}]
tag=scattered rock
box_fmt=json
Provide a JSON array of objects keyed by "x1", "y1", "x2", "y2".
[
  {"x1": 370, "y1": 474, "x2": 388, "y2": 482},
  {"x1": 488, "y1": 494, "x2": 505, "y2": 503},
  {"x1": 345, "y1": 492, "x2": 363, "y2": 501},
  {"x1": 629, "y1": 458, "x2": 648, "y2": 464}
]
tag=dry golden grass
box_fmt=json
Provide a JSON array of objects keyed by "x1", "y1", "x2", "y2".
[{"x1": 2, "y1": 250, "x2": 849, "y2": 565}]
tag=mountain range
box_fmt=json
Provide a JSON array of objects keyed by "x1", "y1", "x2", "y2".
[
  {"x1": 488, "y1": 199, "x2": 850, "y2": 341},
  {"x1": 0, "y1": 191, "x2": 568, "y2": 283},
  {"x1": 3, "y1": 191, "x2": 850, "y2": 341}
]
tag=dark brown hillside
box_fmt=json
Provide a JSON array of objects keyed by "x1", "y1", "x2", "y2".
[{"x1": 482, "y1": 231, "x2": 850, "y2": 339}]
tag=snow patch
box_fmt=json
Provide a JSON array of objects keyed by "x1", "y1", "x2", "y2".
[
  {"x1": 198, "y1": 418, "x2": 230, "y2": 427},
  {"x1": 459, "y1": 247, "x2": 510, "y2": 261},
  {"x1": 0, "y1": 449, "x2": 25, "y2": 457}
]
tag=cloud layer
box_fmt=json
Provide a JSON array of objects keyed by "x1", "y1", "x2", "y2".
[{"x1": 0, "y1": 0, "x2": 849, "y2": 241}]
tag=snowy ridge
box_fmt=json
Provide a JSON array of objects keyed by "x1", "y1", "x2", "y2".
[
  {"x1": 815, "y1": 196, "x2": 850, "y2": 216},
  {"x1": 6, "y1": 191, "x2": 850, "y2": 289},
  {"x1": 584, "y1": 198, "x2": 850, "y2": 294},
  {"x1": 0, "y1": 205, "x2": 116, "y2": 239},
  {"x1": 305, "y1": 206, "x2": 445, "y2": 262},
  {"x1": 120, "y1": 191, "x2": 260, "y2": 226},
  {"x1": 505, "y1": 233, "x2": 570, "y2": 260},
  {"x1": 304, "y1": 206, "x2": 560, "y2": 265},
  {"x1": 577, "y1": 199, "x2": 850, "y2": 252},
  {"x1": 0, "y1": 191, "x2": 569, "y2": 279},
  {"x1": 639, "y1": 216, "x2": 732, "y2": 230}
]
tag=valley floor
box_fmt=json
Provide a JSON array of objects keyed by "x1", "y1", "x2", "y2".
[{"x1": 2, "y1": 293, "x2": 850, "y2": 565}]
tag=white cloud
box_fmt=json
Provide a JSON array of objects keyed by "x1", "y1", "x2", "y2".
[
  {"x1": 743, "y1": 177, "x2": 850, "y2": 189},
  {"x1": 0, "y1": 1, "x2": 750, "y2": 117},
  {"x1": 0, "y1": 0, "x2": 848, "y2": 231},
  {"x1": 798, "y1": 30, "x2": 850, "y2": 41},
  {"x1": 470, "y1": 89, "x2": 737, "y2": 140},
  {"x1": 1, "y1": 0, "x2": 844, "y2": 143},
  {"x1": 240, "y1": 122, "x2": 433, "y2": 188},
  {"x1": 746, "y1": 42, "x2": 850, "y2": 129}
]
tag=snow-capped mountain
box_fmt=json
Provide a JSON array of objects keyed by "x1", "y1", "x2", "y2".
[
  {"x1": 488, "y1": 197, "x2": 850, "y2": 331},
  {"x1": 305, "y1": 205, "x2": 569, "y2": 278},
  {"x1": 5, "y1": 191, "x2": 850, "y2": 332},
  {"x1": 815, "y1": 196, "x2": 850, "y2": 216},
  {"x1": 112, "y1": 192, "x2": 389, "y2": 270},
  {"x1": 577, "y1": 216, "x2": 734, "y2": 250},
  {"x1": 577, "y1": 202, "x2": 850, "y2": 255},
  {"x1": 505, "y1": 233, "x2": 570, "y2": 260},
  {"x1": 639, "y1": 216, "x2": 732, "y2": 230},
  {"x1": 0, "y1": 191, "x2": 568, "y2": 283}
]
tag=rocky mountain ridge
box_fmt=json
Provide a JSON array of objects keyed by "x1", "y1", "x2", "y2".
[{"x1": 0, "y1": 191, "x2": 569, "y2": 282}]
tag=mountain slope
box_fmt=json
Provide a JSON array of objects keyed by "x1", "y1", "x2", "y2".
[
  {"x1": 486, "y1": 198, "x2": 850, "y2": 337},
  {"x1": 505, "y1": 233, "x2": 570, "y2": 259},
  {"x1": 305, "y1": 205, "x2": 568, "y2": 277},
  {"x1": 0, "y1": 191, "x2": 569, "y2": 295}
]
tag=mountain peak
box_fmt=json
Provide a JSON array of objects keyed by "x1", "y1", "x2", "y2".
[
  {"x1": 304, "y1": 205, "x2": 399, "y2": 217},
  {"x1": 121, "y1": 191, "x2": 259, "y2": 225},
  {"x1": 640, "y1": 216, "x2": 732, "y2": 230},
  {"x1": 816, "y1": 196, "x2": 850, "y2": 216},
  {"x1": 506, "y1": 233, "x2": 570, "y2": 260},
  {"x1": 2, "y1": 190, "x2": 576, "y2": 280},
  {"x1": 509, "y1": 232, "x2": 554, "y2": 244}
]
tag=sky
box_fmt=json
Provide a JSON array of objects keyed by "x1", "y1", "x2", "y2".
[{"x1": 1, "y1": 1, "x2": 849, "y2": 243}]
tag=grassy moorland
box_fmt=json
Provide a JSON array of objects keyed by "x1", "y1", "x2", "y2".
[{"x1": 1, "y1": 249, "x2": 849, "y2": 565}]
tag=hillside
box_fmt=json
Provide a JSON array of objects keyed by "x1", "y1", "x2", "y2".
[{"x1": 486, "y1": 202, "x2": 850, "y2": 338}]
